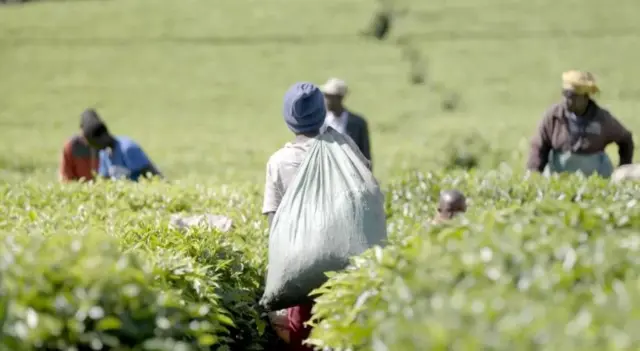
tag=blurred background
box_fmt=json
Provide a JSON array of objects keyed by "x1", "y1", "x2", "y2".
[{"x1": 1, "y1": 0, "x2": 639, "y2": 183}]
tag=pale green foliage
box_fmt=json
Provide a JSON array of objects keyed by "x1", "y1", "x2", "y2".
[
  {"x1": 309, "y1": 170, "x2": 640, "y2": 350},
  {"x1": 2, "y1": 0, "x2": 640, "y2": 349},
  {"x1": 3, "y1": 171, "x2": 640, "y2": 350},
  {"x1": 0, "y1": 178, "x2": 274, "y2": 350}
]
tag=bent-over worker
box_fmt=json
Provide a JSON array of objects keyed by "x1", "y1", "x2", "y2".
[
  {"x1": 58, "y1": 109, "x2": 101, "y2": 182},
  {"x1": 80, "y1": 109, "x2": 162, "y2": 181},
  {"x1": 433, "y1": 190, "x2": 467, "y2": 224},
  {"x1": 527, "y1": 70, "x2": 634, "y2": 178}
]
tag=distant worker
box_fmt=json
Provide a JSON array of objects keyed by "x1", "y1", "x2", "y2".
[
  {"x1": 58, "y1": 110, "x2": 101, "y2": 182},
  {"x1": 433, "y1": 189, "x2": 467, "y2": 224},
  {"x1": 527, "y1": 70, "x2": 634, "y2": 178},
  {"x1": 320, "y1": 78, "x2": 373, "y2": 168},
  {"x1": 80, "y1": 109, "x2": 162, "y2": 181}
]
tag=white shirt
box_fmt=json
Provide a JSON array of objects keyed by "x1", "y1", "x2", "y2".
[
  {"x1": 262, "y1": 138, "x2": 314, "y2": 214},
  {"x1": 322, "y1": 110, "x2": 349, "y2": 135},
  {"x1": 261, "y1": 129, "x2": 370, "y2": 215}
]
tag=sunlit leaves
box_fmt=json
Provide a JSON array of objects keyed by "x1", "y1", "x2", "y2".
[
  {"x1": 5, "y1": 170, "x2": 640, "y2": 350},
  {"x1": 310, "y1": 169, "x2": 640, "y2": 350},
  {"x1": 0, "y1": 178, "x2": 273, "y2": 350}
]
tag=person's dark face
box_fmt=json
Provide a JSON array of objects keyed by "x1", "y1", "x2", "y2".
[
  {"x1": 324, "y1": 94, "x2": 343, "y2": 111},
  {"x1": 83, "y1": 126, "x2": 111, "y2": 150},
  {"x1": 437, "y1": 201, "x2": 467, "y2": 220},
  {"x1": 563, "y1": 89, "x2": 590, "y2": 114}
]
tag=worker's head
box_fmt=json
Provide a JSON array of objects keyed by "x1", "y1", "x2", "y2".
[
  {"x1": 436, "y1": 189, "x2": 467, "y2": 221},
  {"x1": 321, "y1": 78, "x2": 348, "y2": 112},
  {"x1": 80, "y1": 108, "x2": 113, "y2": 150},
  {"x1": 561, "y1": 70, "x2": 599, "y2": 115},
  {"x1": 282, "y1": 82, "x2": 327, "y2": 136}
]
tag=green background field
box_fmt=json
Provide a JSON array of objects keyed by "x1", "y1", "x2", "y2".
[
  {"x1": 1, "y1": 0, "x2": 639, "y2": 183},
  {"x1": 3, "y1": 2, "x2": 640, "y2": 349}
]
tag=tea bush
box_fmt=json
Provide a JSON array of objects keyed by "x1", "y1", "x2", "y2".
[
  {"x1": 0, "y1": 179, "x2": 276, "y2": 350},
  {"x1": 309, "y1": 170, "x2": 640, "y2": 350},
  {"x1": 2, "y1": 170, "x2": 640, "y2": 350}
]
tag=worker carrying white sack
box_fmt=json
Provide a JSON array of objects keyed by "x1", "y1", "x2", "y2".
[{"x1": 260, "y1": 82, "x2": 387, "y2": 348}]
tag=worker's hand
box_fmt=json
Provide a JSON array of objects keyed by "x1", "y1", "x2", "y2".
[
  {"x1": 108, "y1": 165, "x2": 131, "y2": 179},
  {"x1": 268, "y1": 310, "x2": 290, "y2": 344}
]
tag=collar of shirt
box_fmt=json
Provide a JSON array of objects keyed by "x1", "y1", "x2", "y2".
[{"x1": 324, "y1": 110, "x2": 349, "y2": 134}]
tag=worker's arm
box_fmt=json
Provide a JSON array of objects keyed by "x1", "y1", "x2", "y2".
[
  {"x1": 97, "y1": 153, "x2": 110, "y2": 179},
  {"x1": 527, "y1": 114, "x2": 553, "y2": 172},
  {"x1": 360, "y1": 119, "x2": 372, "y2": 170},
  {"x1": 606, "y1": 113, "x2": 634, "y2": 166},
  {"x1": 262, "y1": 158, "x2": 281, "y2": 227},
  {"x1": 58, "y1": 142, "x2": 77, "y2": 182},
  {"x1": 124, "y1": 143, "x2": 162, "y2": 181},
  {"x1": 340, "y1": 126, "x2": 372, "y2": 171}
]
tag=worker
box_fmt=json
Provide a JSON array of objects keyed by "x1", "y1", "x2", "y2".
[
  {"x1": 58, "y1": 109, "x2": 101, "y2": 182},
  {"x1": 433, "y1": 189, "x2": 467, "y2": 224},
  {"x1": 80, "y1": 109, "x2": 162, "y2": 181},
  {"x1": 263, "y1": 82, "x2": 369, "y2": 351},
  {"x1": 320, "y1": 78, "x2": 373, "y2": 168},
  {"x1": 527, "y1": 70, "x2": 634, "y2": 177}
]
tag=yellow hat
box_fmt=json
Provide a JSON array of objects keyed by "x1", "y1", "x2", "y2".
[{"x1": 562, "y1": 70, "x2": 600, "y2": 95}]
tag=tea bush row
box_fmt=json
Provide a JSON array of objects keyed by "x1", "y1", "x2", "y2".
[
  {"x1": 310, "y1": 170, "x2": 640, "y2": 350},
  {"x1": 0, "y1": 180, "x2": 275, "y2": 350},
  {"x1": 2, "y1": 170, "x2": 640, "y2": 350}
]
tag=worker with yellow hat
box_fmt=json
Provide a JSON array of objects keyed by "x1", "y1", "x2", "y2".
[{"x1": 527, "y1": 70, "x2": 634, "y2": 177}]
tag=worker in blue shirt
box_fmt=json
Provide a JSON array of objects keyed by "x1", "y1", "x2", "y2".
[{"x1": 80, "y1": 109, "x2": 162, "y2": 181}]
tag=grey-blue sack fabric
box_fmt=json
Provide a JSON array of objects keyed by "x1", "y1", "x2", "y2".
[{"x1": 260, "y1": 128, "x2": 388, "y2": 311}]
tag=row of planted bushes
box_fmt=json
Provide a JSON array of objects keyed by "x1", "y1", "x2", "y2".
[
  {"x1": 0, "y1": 180, "x2": 276, "y2": 350},
  {"x1": 2, "y1": 169, "x2": 640, "y2": 350},
  {"x1": 310, "y1": 170, "x2": 640, "y2": 350}
]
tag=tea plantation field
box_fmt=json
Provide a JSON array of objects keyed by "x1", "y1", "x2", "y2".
[
  {"x1": 3, "y1": 0, "x2": 640, "y2": 349},
  {"x1": 2, "y1": 0, "x2": 640, "y2": 182},
  {"x1": 2, "y1": 171, "x2": 640, "y2": 350}
]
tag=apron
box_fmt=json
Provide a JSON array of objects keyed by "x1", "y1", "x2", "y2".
[
  {"x1": 544, "y1": 109, "x2": 613, "y2": 178},
  {"x1": 544, "y1": 150, "x2": 613, "y2": 178}
]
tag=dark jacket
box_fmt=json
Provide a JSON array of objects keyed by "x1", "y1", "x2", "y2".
[
  {"x1": 527, "y1": 100, "x2": 634, "y2": 172},
  {"x1": 345, "y1": 110, "x2": 372, "y2": 169}
]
